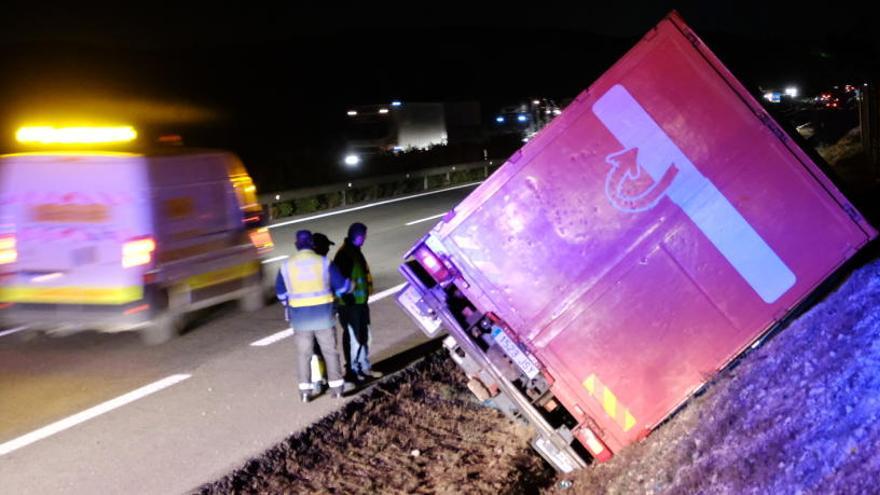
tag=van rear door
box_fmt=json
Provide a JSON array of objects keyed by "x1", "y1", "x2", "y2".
[{"x1": 0, "y1": 153, "x2": 152, "y2": 305}]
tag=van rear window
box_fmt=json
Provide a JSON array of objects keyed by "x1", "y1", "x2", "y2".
[{"x1": 31, "y1": 204, "x2": 109, "y2": 223}]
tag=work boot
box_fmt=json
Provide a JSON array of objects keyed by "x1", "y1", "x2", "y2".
[{"x1": 331, "y1": 382, "x2": 356, "y2": 399}]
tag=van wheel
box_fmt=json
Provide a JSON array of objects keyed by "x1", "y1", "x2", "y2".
[
  {"x1": 239, "y1": 285, "x2": 264, "y2": 312},
  {"x1": 140, "y1": 286, "x2": 186, "y2": 345},
  {"x1": 140, "y1": 311, "x2": 180, "y2": 345}
]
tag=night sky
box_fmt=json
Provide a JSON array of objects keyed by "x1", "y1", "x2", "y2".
[{"x1": 0, "y1": 1, "x2": 875, "y2": 186}]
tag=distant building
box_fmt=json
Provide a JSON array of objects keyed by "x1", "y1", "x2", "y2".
[{"x1": 342, "y1": 100, "x2": 482, "y2": 158}]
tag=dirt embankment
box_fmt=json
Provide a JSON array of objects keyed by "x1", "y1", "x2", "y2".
[{"x1": 197, "y1": 354, "x2": 555, "y2": 495}]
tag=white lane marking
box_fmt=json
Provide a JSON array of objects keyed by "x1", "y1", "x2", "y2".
[
  {"x1": 250, "y1": 328, "x2": 294, "y2": 347},
  {"x1": 250, "y1": 282, "x2": 407, "y2": 347},
  {"x1": 268, "y1": 182, "x2": 482, "y2": 230},
  {"x1": 0, "y1": 374, "x2": 191, "y2": 456},
  {"x1": 405, "y1": 212, "x2": 447, "y2": 226},
  {"x1": 368, "y1": 282, "x2": 407, "y2": 304},
  {"x1": 31, "y1": 272, "x2": 64, "y2": 283},
  {"x1": 0, "y1": 326, "x2": 29, "y2": 338},
  {"x1": 261, "y1": 255, "x2": 289, "y2": 264}
]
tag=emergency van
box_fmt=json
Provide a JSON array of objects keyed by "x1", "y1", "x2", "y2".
[
  {"x1": 0, "y1": 126, "x2": 272, "y2": 344},
  {"x1": 397, "y1": 12, "x2": 876, "y2": 471}
]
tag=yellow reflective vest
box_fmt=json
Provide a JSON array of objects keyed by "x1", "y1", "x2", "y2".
[{"x1": 280, "y1": 250, "x2": 333, "y2": 308}]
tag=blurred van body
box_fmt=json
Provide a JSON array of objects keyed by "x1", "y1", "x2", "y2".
[{"x1": 0, "y1": 149, "x2": 269, "y2": 343}]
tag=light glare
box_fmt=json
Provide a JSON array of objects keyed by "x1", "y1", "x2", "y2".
[{"x1": 16, "y1": 126, "x2": 137, "y2": 145}]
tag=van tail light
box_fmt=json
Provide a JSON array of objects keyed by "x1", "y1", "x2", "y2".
[
  {"x1": 413, "y1": 245, "x2": 450, "y2": 283},
  {"x1": 575, "y1": 427, "x2": 613, "y2": 462},
  {"x1": 248, "y1": 227, "x2": 274, "y2": 254},
  {"x1": 122, "y1": 237, "x2": 156, "y2": 268},
  {"x1": 0, "y1": 234, "x2": 17, "y2": 265}
]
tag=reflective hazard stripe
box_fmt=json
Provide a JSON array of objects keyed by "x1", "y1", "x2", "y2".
[
  {"x1": 294, "y1": 290, "x2": 332, "y2": 299},
  {"x1": 582, "y1": 373, "x2": 637, "y2": 433},
  {"x1": 0, "y1": 285, "x2": 143, "y2": 305},
  {"x1": 290, "y1": 294, "x2": 334, "y2": 307},
  {"x1": 186, "y1": 261, "x2": 259, "y2": 291}
]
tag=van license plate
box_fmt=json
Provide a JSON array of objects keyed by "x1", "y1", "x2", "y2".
[{"x1": 491, "y1": 326, "x2": 540, "y2": 379}]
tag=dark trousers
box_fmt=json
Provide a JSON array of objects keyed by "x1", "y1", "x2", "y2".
[{"x1": 338, "y1": 304, "x2": 371, "y2": 376}]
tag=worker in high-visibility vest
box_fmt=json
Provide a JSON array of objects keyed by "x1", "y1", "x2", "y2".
[
  {"x1": 306, "y1": 232, "x2": 336, "y2": 391},
  {"x1": 276, "y1": 230, "x2": 352, "y2": 402},
  {"x1": 334, "y1": 222, "x2": 383, "y2": 382}
]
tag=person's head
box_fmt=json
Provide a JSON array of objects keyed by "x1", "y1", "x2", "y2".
[
  {"x1": 295, "y1": 230, "x2": 313, "y2": 251},
  {"x1": 347, "y1": 222, "x2": 367, "y2": 247},
  {"x1": 311, "y1": 232, "x2": 335, "y2": 256}
]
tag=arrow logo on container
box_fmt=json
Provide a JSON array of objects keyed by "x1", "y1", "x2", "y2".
[{"x1": 592, "y1": 84, "x2": 796, "y2": 304}]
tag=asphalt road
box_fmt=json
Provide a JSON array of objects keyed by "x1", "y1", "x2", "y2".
[{"x1": 0, "y1": 184, "x2": 476, "y2": 494}]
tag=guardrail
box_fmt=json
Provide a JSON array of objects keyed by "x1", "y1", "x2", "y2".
[{"x1": 258, "y1": 160, "x2": 501, "y2": 220}]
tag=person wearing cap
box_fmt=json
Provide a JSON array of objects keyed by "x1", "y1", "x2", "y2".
[
  {"x1": 276, "y1": 230, "x2": 351, "y2": 402},
  {"x1": 311, "y1": 232, "x2": 335, "y2": 257},
  {"x1": 333, "y1": 222, "x2": 383, "y2": 381},
  {"x1": 305, "y1": 232, "x2": 336, "y2": 391}
]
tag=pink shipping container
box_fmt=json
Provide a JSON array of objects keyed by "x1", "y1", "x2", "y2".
[{"x1": 397, "y1": 11, "x2": 876, "y2": 472}]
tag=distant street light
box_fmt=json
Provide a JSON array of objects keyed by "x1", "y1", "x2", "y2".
[
  {"x1": 391, "y1": 101, "x2": 402, "y2": 107},
  {"x1": 532, "y1": 100, "x2": 541, "y2": 105},
  {"x1": 517, "y1": 114, "x2": 528, "y2": 123},
  {"x1": 344, "y1": 154, "x2": 361, "y2": 167},
  {"x1": 784, "y1": 86, "x2": 799, "y2": 98},
  {"x1": 496, "y1": 116, "x2": 505, "y2": 123},
  {"x1": 347, "y1": 110, "x2": 358, "y2": 116},
  {"x1": 379, "y1": 108, "x2": 389, "y2": 114}
]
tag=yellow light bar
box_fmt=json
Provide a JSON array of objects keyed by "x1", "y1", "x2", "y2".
[
  {"x1": 1, "y1": 151, "x2": 139, "y2": 158},
  {"x1": 16, "y1": 126, "x2": 138, "y2": 145}
]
